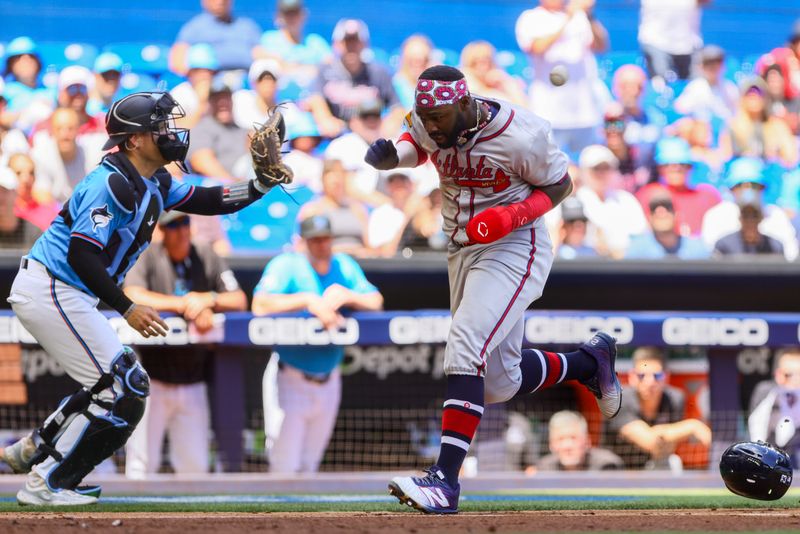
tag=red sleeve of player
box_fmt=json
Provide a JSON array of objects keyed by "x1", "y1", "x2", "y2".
[{"x1": 397, "y1": 132, "x2": 428, "y2": 166}]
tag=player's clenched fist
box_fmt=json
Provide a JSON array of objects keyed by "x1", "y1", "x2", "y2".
[
  {"x1": 466, "y1": 206, "x2": 515, "y2": 244},
  {"x1": 364, "y1": 138, "x2": 399, "y2": 170},
  {"x1": 125, "y1": 304, "x2": 169, "y2": 338}
]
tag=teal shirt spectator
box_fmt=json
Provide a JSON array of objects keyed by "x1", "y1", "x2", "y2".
[
  {"x1": 260, "y1": 30, "x2": 332, "y2": 66},
  {"x1": 176, "y1": 12, "x2": 262, "y2": 71},
  {"x1": 254, "y1": 252, "x2": 378, "y2": 375},
  {"x1": 625, "y1": 234, "x2": 710, "y2": 260},
  {"x1": 392, "y1": 72, "x2": 416, "y2": 111}
]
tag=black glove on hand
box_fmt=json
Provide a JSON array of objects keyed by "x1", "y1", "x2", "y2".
[{"x1": 364, "y1": 138, "x2": 399, "y2": 170}]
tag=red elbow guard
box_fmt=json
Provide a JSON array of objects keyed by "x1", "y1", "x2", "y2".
[{"x1": 466, "y1": 189, "x2": 554, "y2": 244}]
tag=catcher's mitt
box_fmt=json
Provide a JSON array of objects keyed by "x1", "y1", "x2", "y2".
[{"x1": 250, "y1": 109, "x2": 293, "y2": 192}]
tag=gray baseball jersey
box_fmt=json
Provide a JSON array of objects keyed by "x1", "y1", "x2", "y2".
[{"x1": 396, "y1": 98, "x2": 568, "y2": 403}]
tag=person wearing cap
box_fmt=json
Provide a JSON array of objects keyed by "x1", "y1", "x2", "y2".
[
  {"x1": 625, "y1": 193, "x2": 709, "y2": 260},
  {"x1": 637, "y1": 0, "x2": 709, "y2": 81},
  {"x1": 636, "y1": 137, "x2": 720, "y2": 236},
  {"x1": 323, "y1": 96, "x2": 390, "y2": 206},
  {"x1": 0, "y1": 166, "x2": 42, "y2": 249},
  {"x1": 555, "y1": 196, "x2": 599, "y2": 259},
  {"x1": 255, "y1": 0, "x2": 332, "y2": 88},
  {"x1": 306, "y1": 18, "x2": 403, "y2": 138},
  {"x1": 188, "y1": 76, "x2": 249, "y2": 180},
  {"x1": 233, "y1": 58, "x2": 299, "y2": 131},
  {"x1": 1, "y1": 36, "x2": 53, "y2": 130},
  {"x1": 8, "y1": 153, "x2": 60, "y2": 230},
  {"x1": 573, "y1": 144, "x2": 647, "y2": 257},
  {"x1": 515, "y1": 0, "x2": 609, "y2": 157},
  {"x1": 280, "y1": 111, "x2": 323, "y2": 193},
  {"x1": 297, "y1": 159, "x2": 371, "y2": 256},
  {"x1": 719, "y1": 77, "x2": 798, "y2": 168},
  {"x1": 122, "y1": 210, "x2": 247, "y2": 477},
  {"x1": 674, "y1": 45, "x2": 739, "y2": 121},
  {"x1": 87, "y1": 52, "x2": 123, "y2": 116},
  {"x1": 30, "y1": 107, "x2": 95, "y2": 203},
  {"x1": 713, "y1": 191, "x2": 785, "y2": 258},
  {"x1": 253, "y1": 214, "x2": 383, "y2": 474},
  {"x1": 701, "y1": 157, "x2": 797, "y2": 261},
  {"x1": 171, "y1": 43, "x2": 220, "y2": 128},
  {"x1": 367, "y1": 169, "x2": 418, "y2": 256},
  {"x1": 169, "y1": 0, "x2": 262, "y2": 75}
]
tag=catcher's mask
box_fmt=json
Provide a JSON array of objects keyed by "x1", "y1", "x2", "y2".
[
  {"x1": 103, "y1": 92, "x2": 190, "y2": 171},
  {"x1": 719, "y1": 440, "x2": 793, "y2": 500}
]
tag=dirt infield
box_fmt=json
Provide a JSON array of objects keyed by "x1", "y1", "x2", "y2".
[{"x1": 1, "y1": 509, "x2": 799, "y2": 533}]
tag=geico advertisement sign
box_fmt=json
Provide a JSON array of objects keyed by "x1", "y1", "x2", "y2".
[
  {"x1": 248, "y1": 317, "x2": 359, "y2": 345},
  {"x1": 109, "y1": 316, "x2": 224, "y2": 345},
  {"x1": 525, "y1": 316, "x2": 634, "y2": 344},
  {"x1": 662, "y1": 318, "x2": 769, "y2": 346},
  {"x1": 388, "y1": 315, "x2": 451, "y2": 344}
]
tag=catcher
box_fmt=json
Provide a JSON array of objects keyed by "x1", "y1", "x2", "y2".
[{"x1": 0, "y1": 91, "x2": 291, "y2": 506}]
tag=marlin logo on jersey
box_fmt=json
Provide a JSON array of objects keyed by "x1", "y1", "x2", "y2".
[
  {"x1": 431, "y1": 152, "x2": 511, "y2": 192},
  {"x1": 90, "y1": 205, "x2": 113, "y2": 230}
]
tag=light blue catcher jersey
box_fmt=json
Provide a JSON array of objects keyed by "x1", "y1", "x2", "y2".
[{"x1": 29, "y1": 153, "x2": 195, "y2": 296}]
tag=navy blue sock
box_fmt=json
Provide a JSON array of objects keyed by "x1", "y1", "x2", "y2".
[
  {"x1": 435, "y1": 375, "x2": 484, "y2": 487},
  {"x1": 515, "y1": 349, "x2": 598, "y2": 397}
]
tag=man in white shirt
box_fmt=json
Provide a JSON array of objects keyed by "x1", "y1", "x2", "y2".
[
  {"x1": 170, "y1": 44, "x2": 219, "y2": 128},
  {"x1": 367, "y1": 170, "x2": 416, "y2": 256},
  {"x1": 638, "y1": 0, "x2": 710, "y2": 80},
  {"x1": 674, "y1": 45, "x2": 739, "y2": 121},
  {"x1": 515, "y1": 0, "x2": 609, "y2": 156}
]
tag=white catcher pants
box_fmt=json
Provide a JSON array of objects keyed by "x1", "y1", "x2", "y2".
[{"x1": 8, "y1": 258, "x2": 126, "y2": 486}]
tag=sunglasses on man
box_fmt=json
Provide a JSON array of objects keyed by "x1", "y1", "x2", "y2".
[{"x1": 636, "y1": 371, "x2": 665, "y2": 381}]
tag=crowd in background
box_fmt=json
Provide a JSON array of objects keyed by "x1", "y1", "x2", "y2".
[{"x1": 2, "y1": 0, "x2": 800, "y2": 263}]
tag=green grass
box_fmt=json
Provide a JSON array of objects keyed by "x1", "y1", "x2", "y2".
[{"x1": 0, "y1": 493, "x2": 798, "y2": 513}]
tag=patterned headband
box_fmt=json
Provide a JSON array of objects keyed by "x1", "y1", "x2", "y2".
[{"x1": 415, "y1": 78, "x2": 470, "y2": 108}]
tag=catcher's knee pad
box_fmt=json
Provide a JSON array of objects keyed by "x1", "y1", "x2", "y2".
[{"x1": 42, "y1": 347, "x2": 149, "y2": 490}]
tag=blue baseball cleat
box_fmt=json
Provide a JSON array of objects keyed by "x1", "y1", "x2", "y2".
[
  {"x1": 578, "y1": 332, "x2": 622, "y2": 419},
  {"x1": 388, "y1": 466, "x2": 460, "y2": 514}
]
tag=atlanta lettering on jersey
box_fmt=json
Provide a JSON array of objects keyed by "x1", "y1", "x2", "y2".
[{"x1": 431, "y1": 151, "x2": 511, "y2": 192}]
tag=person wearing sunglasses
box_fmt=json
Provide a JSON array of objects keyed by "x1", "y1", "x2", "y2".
[
  {"x1": 749, "y1": 347, "x2": 800, "y2": 468},
  {"x1": 607, "y1": 346, "x2": 711, "y2": 469}
]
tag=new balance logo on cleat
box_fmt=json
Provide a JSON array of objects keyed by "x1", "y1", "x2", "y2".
[
  {"x1": 420, "y1": 487, "x2": 449, "y2": 507},
  {"x1": 388, "y1": 466, "x2": 460, "y2": 514}
]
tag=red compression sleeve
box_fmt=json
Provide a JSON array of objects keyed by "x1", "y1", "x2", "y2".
[
  {"x1": 465, "y1": 188, "x2": 555, "y2": 244},
  {"x1": 506, "y1": 188, "x2": 554, "y2": 228}
]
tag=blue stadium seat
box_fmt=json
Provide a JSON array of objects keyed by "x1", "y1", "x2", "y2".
[
  {"x1": 433, "y1": 48, "x2": 460, "y2": 67},
  {"x1": 117, "y1": 72, "x2": 158, "y2": 97},
  {"x1": 496, "y1": 49, "x2": 531, "y2": 81},
  {"x1": 156, "y1": 71, "x2": 186, "y2": 92},
  {"x1": 224, "y1": 185, "x2": 314, "y2": 254},
  {"x1": 103, "y1": 43, "x2": 170, "y2": 75},
  {"x1": 597, "y1": 51, "x2": 644, "y2": 84},
  {"x1": 37, "y1": 42, "x2": 98, "y2": 70},
  {"x1": 365, "y1": 47, "x2": 391, "y2": 68}
]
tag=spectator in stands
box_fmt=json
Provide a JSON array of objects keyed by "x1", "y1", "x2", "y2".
[
  {"x1": 719, "y1": 77, "x2": 798, "y2": 168},
  {"x1": 555, "y1": 196, "x2": 599, "y2": 259},
  {"x1": 515, "y1": 0, "x2": 609, "y2": 156},
  {"x1": 459, "y1": 40, "x2": 527, "y2": 107},
  {"x1": 30, "y1": 108, "x2": 94, "y2": 203},
  {"x1": 713, "y1": 192, "x2": 786, "y2": 258},
  {"x1": 0, "y1": 167, "x2": 42, "y2": 249},
  {"x1": 784, "y1": 20, "x2": 800, "y2": 103},
  {"x1": 636, "y1": 137, "x2": 720, "y2": 236},
  {"x1": 1, "y1": 37, "x2": 52, "y2": 131},
  {"x1": 124, "y1": 211, "x2": 247, "y2": 477},
  {"x1": 538, "y1": 411, "x2": 623, "y2": 471},
  {"x1": 171, "y1": 44, "x2": 219, "y2": 128},
  {"x1": 256, "y1": 0, "x2": 332, "y2": 90},
  {"x1": 282, "y1": 112, "x2": 323, "y2": 193},
  {"x1": 306, "y1": 19, "x2": 404, "y2": 138},
  {"x1": 233, "y1": 59, "x2": 281, "y2": 130},
  {"x1": 575, "y1": 145, "x2": 647, "y2": 258},
  {"x1": 188, "y1": 78, "x2": 249, "y2": 180},
  {"x1": 50, "y1": 66, "x2": 105, "y2": 135},
  {"x1": 87, "y1": 52, "x2": 123, "y2": 116},
  {"x1": 401, "y1": 188, "x2": 448, "y2": 251},
  {"x1": 760, "y1": 61, "x2": 800, "y2": 135},
  {"x1": 602, "y1": 103, "x2": 652, "y2": 193},
  {"x1": 626, "y1": 194, "x2": 710, "y2": 259},
  {"x1": 671, "y1": 116, "x2": 726, "y2": 174},
  {"x1": 674, "y1": 45, "x2": 739, "y2": 121},
  {"x1": 749, "y1": 347, "x2": 800, "y2": 468},
  {"x1": 392, "y1": 34, "x2": 433, "y2": 111},
  {"x1": 8, "y1": 153, "x2": 59, "y2": 230},
  {"x1": 638, "y1": 0, "x2": 708, "y2": 81},
  {"x1": 324, "y1": 97, "x2": 388, "y2": 206},
  {"x1": 0, "y1": 87, "x2": 30, "y2": 168},
  {"x1": 297, "y1": 159, "x2": 371, "y2": 256},
  {"x1": 253, "y1": 214, "x2": 383, "y2": 474},
  {"x1": 170, "y1": 0, "x2": 262, "y2": 75},
  {"x1": 611, "y1": 64, "x2": 651, "y2": 126},
  {"x1": 367, "y1": 170, "x2": 417, "y2": 257},
  {"x1": 702, "y1": 157, "x2": 797, "y2": 261},
  {"x1": 608, "y1": 347, "x2": 711, "y2": 469}
]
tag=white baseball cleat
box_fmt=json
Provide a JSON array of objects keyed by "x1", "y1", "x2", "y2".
[
  {"x1": 578, "y1": 332, "x2": 622, "y2": 419},
  {"x1": 2, "y1": 434, "x2": 36, "y2": 473},
  {"x1": 17, "y1": 472, "x2": 98, "y2": 506}
]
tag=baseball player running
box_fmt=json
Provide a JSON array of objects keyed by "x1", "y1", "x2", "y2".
[
  {"x1": 364, "y1": 65, "x2": 622, "y2": 514},
  {"x1": 0, "y1": 92, "x2": 290, "y2": 505}
]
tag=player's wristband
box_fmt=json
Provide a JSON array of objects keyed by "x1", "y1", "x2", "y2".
[{"x1": 122, "y1": 303, "x2": 136, "y2": 319}]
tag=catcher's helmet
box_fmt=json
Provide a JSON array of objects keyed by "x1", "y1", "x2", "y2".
[
  {"x1": 102, "y1": 92, "x2": 190, "y2": 168},
  {"x1": 719, "y1": 441, "x2": 793, "y2": 500}
]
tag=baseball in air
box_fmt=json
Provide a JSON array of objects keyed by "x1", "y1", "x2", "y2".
[{"x1": 549, "y1": 65, "x2": 568, "y2": 86}]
